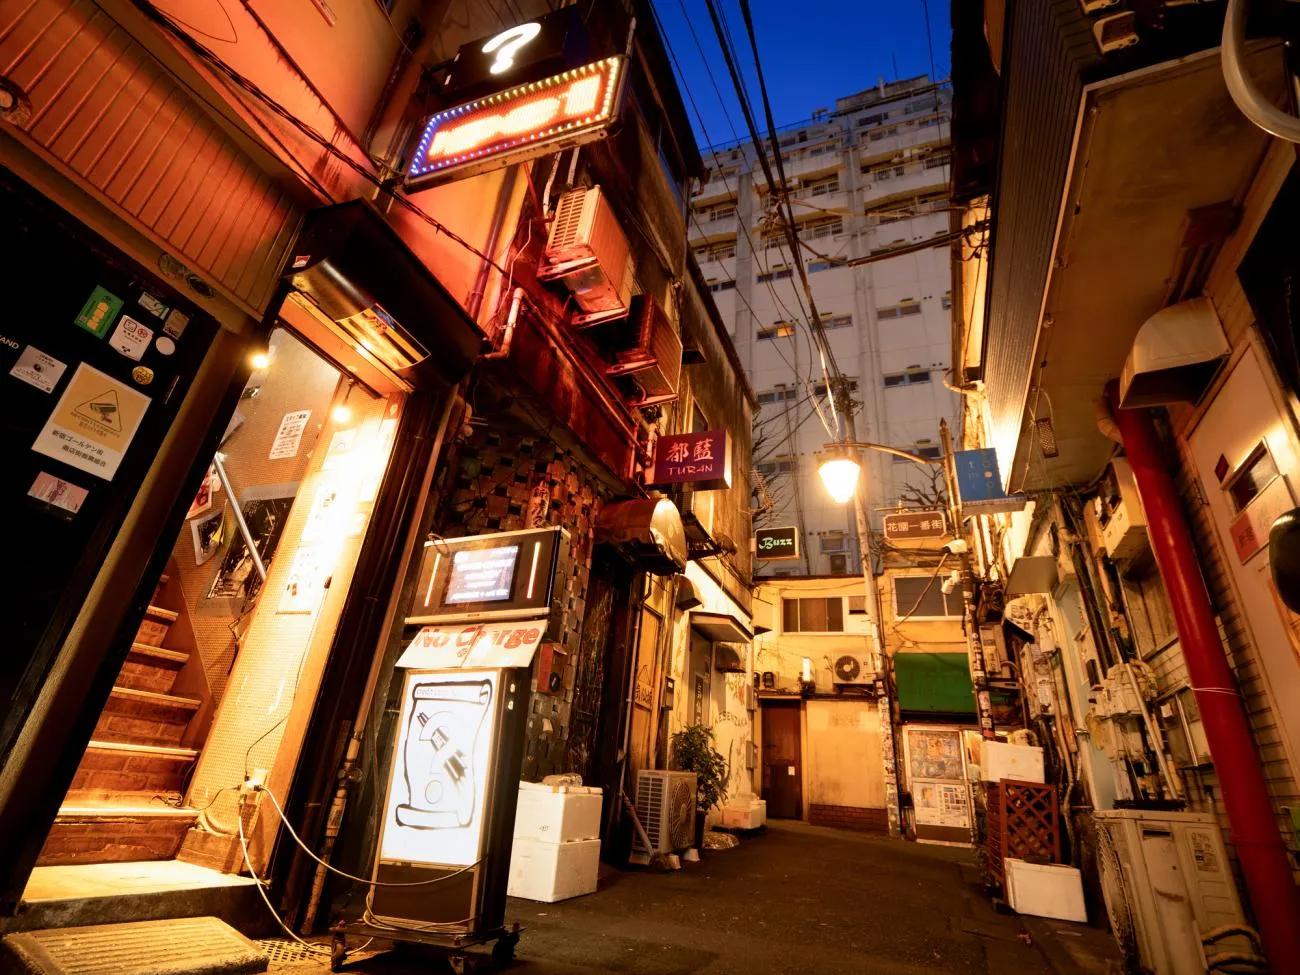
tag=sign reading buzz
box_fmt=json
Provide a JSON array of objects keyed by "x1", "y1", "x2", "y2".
[{"x1": 405, "y1": 8, "x2": 626, "y2": 189}]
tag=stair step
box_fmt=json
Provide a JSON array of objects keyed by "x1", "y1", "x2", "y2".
[
  {"x1": 1, "y1": 916, "x2": 268, "y2": 975},
  {"x1": 57, "y1": 804, "x2": 198, "y2": 819},
  {"x1": 128, "y1": 643, "x2": 188, "y2": 665},
  {"x1": 135, "y1": 606, "x2": 179, "y2": 648},
  {"x1": 38, "y1": 805, "x2": 200, "y2": 866},
  {"x1": 94, "y1": 688, "x2": 202, "y2": 747},
  {"x1": 118, "y1": 644, "x2": 190, "y2": 694},
  {"x1": 70, "y1": 741, "x2": 199, "y2": 799}
]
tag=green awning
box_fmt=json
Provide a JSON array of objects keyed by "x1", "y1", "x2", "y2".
[{"x1": 894, "y1": 652, "x2": 976, "y2": 715}]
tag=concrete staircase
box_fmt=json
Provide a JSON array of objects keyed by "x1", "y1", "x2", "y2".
[{"x1": 38, "y1": 576, "x2": 210, "y2": 867}]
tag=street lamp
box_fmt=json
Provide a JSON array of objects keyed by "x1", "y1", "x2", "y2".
[{"x1": 817, "y1": 440, "x2": 941, "y2": 506}]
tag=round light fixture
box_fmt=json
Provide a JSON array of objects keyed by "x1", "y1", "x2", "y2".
[
  {"x1": 249, "y1": 349, "x2": 272, "y2": 371},
  {"x1": 818, "y1": 455, "x2": 861, "y2": 504}
]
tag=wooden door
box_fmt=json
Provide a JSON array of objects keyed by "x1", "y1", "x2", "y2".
[{"x1": 761, "y1": 701, "x2": 802, "y2": 818}]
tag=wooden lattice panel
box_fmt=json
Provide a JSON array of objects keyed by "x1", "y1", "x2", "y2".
[{"x1": 985, "y1": 779, "x2": 1060, "y2": 889}]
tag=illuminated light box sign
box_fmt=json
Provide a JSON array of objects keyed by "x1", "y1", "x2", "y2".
[
  {"x1": 649, "y1": 429, "x2": 732, "y2": 491},
  {"x1": 408, "y1": 527, "x2": 569, "y2": 623},
  {"x1": 404, "y1": 56, "x2": 625, "y2": 189},
  {"x1": 754, "y1": 525, "x2": 800, "y2": 561},
  {"x1": 443, "y1": 6, "x2": 595, "y2": 102}
]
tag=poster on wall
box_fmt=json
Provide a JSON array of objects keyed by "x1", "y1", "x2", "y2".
[
  {"x1": 913, "y1": 780, "x2": 971, "y2": 828},
  {"x1": 907, "y1": 727, "x2": 964, "y2": 781},
  {"x1": 379, "y1": 669, "x2": 501, "y2": 868},
  {"x1": 206, "y1": 491, "x2": 297, "y2": 601},
  {"x1": 31, "y1": 363, "x2": 150, "y2": 480},
  {"x1": 268, "y1": 410, "x2": 311, "y2": 460},
  {"x1": 190, "y1": 508, "x2": 224, "y2": 566}
]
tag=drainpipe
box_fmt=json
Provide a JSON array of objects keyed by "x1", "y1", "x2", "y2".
[{"x1": 1107, "y1": 383, "x2": 1300, "y2": 970}]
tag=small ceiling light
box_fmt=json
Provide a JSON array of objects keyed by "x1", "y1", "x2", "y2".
[
  {"x1": 249, "y1": 349, "x2": 272, "y2": 371},
  {"x1": 818, "y1": 454, "x2": 861, "y2": 504},
  {"x1": 331, "y1": 382, "x2": 355, "y2": 425}
]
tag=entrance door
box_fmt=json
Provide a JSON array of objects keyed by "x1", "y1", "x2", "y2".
[
  {"x1": 1186, "y1": 344, "x2": 1300, "y2": 777},
  {"x1": 761, "y1": 701, "x2": 802, "y2": 818}
]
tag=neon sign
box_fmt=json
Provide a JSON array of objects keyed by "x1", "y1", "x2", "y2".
[{"x1": 405, "y1": 56, "x2": 624, "y2": 188}]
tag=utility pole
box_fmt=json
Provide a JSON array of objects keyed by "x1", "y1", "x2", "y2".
[{"x1": 832, "y1": 377, "x2": 900, "y2": 836}]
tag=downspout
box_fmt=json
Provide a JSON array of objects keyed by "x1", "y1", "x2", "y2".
[{"x1": 1107, "y1": 384, "x2": 1300, "y2": 971}]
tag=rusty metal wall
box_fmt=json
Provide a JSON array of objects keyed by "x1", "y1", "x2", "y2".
[{"x1": 0, "y1": 0, "x2": 301, "y2": 314}]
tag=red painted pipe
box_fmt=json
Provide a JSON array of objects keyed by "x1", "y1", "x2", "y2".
[{"x1": 1109, "y1": 384, "x2": 1300, "y2": 970}]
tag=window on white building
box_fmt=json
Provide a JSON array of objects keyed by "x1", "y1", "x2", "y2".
[
  {"x1": 883, "y1": 369, "x2": 932, "y2": 387},
  {"x1": 877, "y1": 301, "x2": 923, "y2": 319},
  {"x1": 757, "y1": 321, "x2": 796, "y2": 340},
  {"x1": 757, "y1": 388, "x2": 798, "y2": 405}
]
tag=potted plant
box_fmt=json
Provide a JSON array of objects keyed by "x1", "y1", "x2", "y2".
[{"x1": 670, "y1": 724, "x2": 729, "y2": 851}]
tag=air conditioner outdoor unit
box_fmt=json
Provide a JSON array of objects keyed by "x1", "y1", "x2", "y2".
[
  {"x1": 832, "y1": 654, "x2": 873, "y2": 686},
  {"x1": 631, "y1": 770, "x2": 697, "y2": 861},
  {"x1": 543, "y1": 186, "x2": 635, "y2": 326},
  {"x1": 1085, "y1": 459, "x2": 1148, "y2": 562},
  {"x1": 1094, "y1": 810, "x2": 1259, "y2": 974},
  {"x1": 605, "y1": 294, "x2": 683, "y2": 406}
]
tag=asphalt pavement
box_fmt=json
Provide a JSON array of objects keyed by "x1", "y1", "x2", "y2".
[{"x1": 270, "y1": 821, "x2": 1113, "y2": 975}]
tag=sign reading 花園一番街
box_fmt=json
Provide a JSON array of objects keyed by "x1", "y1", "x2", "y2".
[
  {"x1": 754, "y1": 525, "x2": 800, "y2": 561},
  {"x1": 650, "y1": 430, "x2": 732, "y2": 490},
  {"x1": 404, "y1": 9, "x2": 626, "y2": 190},
  {"x1": 882, "y1": 509, "x2": 948, "y2": 542}
]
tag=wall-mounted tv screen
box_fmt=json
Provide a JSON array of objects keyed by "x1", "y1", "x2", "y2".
[{"x1": 444, "y1": 546, "x2": 519, "y2": 605}]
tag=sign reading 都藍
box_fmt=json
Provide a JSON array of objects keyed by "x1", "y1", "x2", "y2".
[
  {"x1": 755, "y1": 525, "x2": 800, "y2": 561},
  {"x1": 405, "y1": 56, "x2": 625, "y2": 189},
  {"x1": 882, "y1": 509, "x2": 948, "y2": 542},
  {"x1": 650, "y1": 430, "x2": 732, "y2": 490}
]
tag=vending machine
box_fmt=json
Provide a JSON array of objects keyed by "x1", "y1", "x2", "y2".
[{"x1": 332, "y1": 527, "x2": 570, "y2": 969}]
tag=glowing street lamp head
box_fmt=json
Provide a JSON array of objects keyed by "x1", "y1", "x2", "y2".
[
  {"x1": 249, "y1": 349, "x2": 272, "y2": 371},
  {"x1": 819, "y1": 455, "x2": 861, "y2": 504}
]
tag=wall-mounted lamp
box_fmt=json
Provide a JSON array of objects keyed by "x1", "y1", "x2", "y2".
[{"x1": 331, "y1": 381, "x2": 356, "y2": 425}]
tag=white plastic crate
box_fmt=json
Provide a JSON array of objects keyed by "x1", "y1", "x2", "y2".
[
  {"x1": 513, "y1": 782, "x2": 603, "y2": 843},
  {"x1": 507, "y1": 837, "x2": 600, "y2": 903}
]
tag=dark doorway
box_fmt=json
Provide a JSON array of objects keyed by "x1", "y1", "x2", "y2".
[{"x1": 761, "y1": 700, "x2": 802, "y2": 819}]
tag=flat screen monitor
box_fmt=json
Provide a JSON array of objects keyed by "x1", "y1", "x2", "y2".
[{"x1": 407, "y1": 527, "x2": 568, "y2": 623}]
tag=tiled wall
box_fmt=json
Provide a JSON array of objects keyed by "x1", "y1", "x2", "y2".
[{"x1": 439, "y1": 429, "x2": 611, "y2": 781}]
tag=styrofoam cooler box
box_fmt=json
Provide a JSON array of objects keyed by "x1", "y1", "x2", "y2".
[
  {"x1": 507, "y1": 837, "x2": 600, "y2": 902},
  {"x1": 1004, "y1": 859, "x2": 1087, "y2": 922},
  {"x1": 721, "y1": 797, "x2": 766, "y2": 829},
  {"x1": 513, "y1": 782, "x2": 603, "y2": 842},
  {"x1": 982, "y1": 741, "x2": 1045, "y2": 784}
]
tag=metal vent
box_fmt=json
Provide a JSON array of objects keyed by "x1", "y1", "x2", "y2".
[
  {"x1": 550, "y1": 189, "x2": 589, "y2": 252},
  {"x1": 636, "y1": 772, "x2": 665, "y2": 849}
]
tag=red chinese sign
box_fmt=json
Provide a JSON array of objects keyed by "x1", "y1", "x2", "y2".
[{"x1": 650, "y1": 430, "x2": 732, "y2": 490}]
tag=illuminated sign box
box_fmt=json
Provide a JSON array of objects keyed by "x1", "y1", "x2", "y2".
[
  {"x1": 754, "y1": 525, "x2": 800, "y2": 561},
  {"x1": 405, "y1": 56, "x2": 626, "y2": 189},
  {"x1": 408, "y1": 527, "x2": 569, "y2": 623},
  {"x1": 649, "y1": 430, "x2": 732, "y2": 491}
]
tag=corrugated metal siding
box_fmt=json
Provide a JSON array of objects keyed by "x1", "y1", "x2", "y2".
[
  {"x1": 1171, "y1": 437, "x2": 1300, "y2": 862},
  {"x1": 983, "y1": 0, "x2": 1100, "y2": 481},
  {"x1": 0, "y1": 0, "x2": 300, "y2": 313}
]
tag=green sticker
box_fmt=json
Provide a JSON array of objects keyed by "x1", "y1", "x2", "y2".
[{"x1": 75, "y1": 286, "x2": 123, "y2": 338}]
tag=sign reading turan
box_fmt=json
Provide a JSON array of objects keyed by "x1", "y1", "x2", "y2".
[{"x1": 651, "y1": 430, "x2": 732, "y2": 490}]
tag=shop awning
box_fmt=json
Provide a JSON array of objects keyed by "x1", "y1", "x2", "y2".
[
  {"x1": 895, "y1": 652, "x2": 976, "y2": 716},
  {"x1": 713, "y1": 643, "x2": 746, "y2": 673},
  {"x1": 689, "y1": 611, "x2": 753, "y2": 644}
]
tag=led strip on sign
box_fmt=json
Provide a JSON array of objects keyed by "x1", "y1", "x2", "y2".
[{"x1": 406, "y1": 56, "x2": 625, "y2": 186}]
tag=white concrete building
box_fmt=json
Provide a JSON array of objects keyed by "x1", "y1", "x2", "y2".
[{"x1": 690, "y1": 76, "x2": 958, "y2": 576}]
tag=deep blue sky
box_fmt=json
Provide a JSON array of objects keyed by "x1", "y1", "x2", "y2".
[{"x1": 652, "y1": 0, "x2": 951, "y2": 149}]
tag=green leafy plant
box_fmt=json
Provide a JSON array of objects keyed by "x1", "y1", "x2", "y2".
[{"x1": 670, "y1": 724, "x2": 729, "y2": 813}]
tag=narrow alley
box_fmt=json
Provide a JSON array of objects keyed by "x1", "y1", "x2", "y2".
[{"x1": 265, "y1": 823, "x2": 1107, "y2": 975}]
